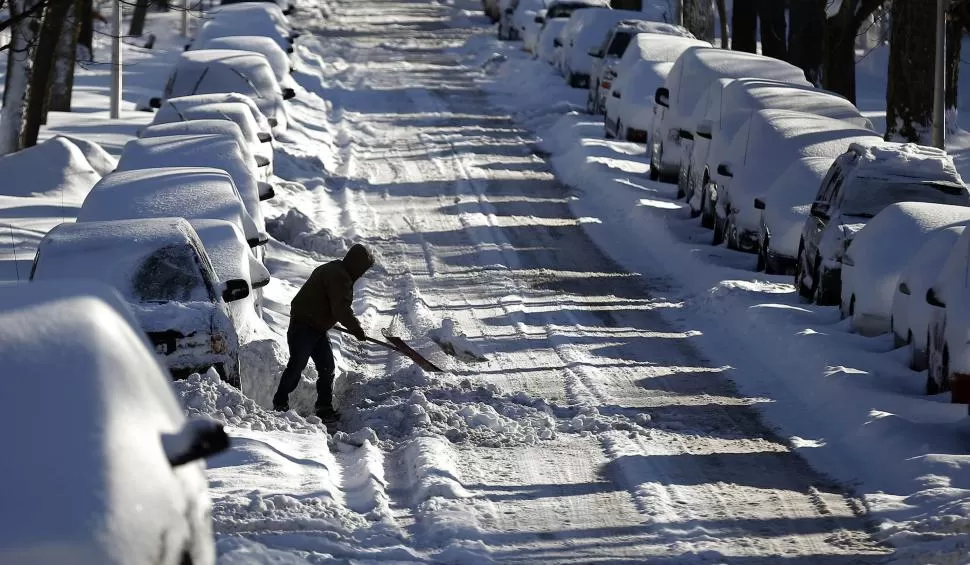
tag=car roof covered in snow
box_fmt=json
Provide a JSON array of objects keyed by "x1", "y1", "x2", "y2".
[
  {"x1": 194, "y1": 18, "x2": 291, "y2": 52},
  {"x1": 615, "y1": 35, "x2": 710, "y2": 83},
  {"x1": 160, "y1": 93, "x2": 271, "y2": 132},
  {"x1": 139, "y1": 120, "x2": 253, "y2": 163},
  {"x1": 116, "y1": 134, "x2": 263, "y2": 227},
  {"x1": 77, "y1": 167, "x2": 259, "y2": 241},
  {"x1": 31, "y1": 218, "x2": 218, "y2": 305},
  {"x1": 718, "y1": 79, "x2": 872, "y2": 130},
  {"x1": 152, "y1": 100, "x2": 265, "y2": 143},
  {"x1": 663, "y1": 46, "x2": 811, "y2": 126},
  {"x1": 846, "y1": 140, "x2": 964, "y2": 185},
  {"x1": 611, "y1": 20, "x2": 693, "y2": 38},
  {"x1": 0, "y1": 280, "x2": 197, "y2": 565},
  {"x1": 0, "y1": 136, "x2": 101, "y2": 199},
  {"x1": 189, "y1": 219, "x2": 270, "y2": 287},
  {"x1": 201, "y1": 35, "x2": 291, "y2": 84},
  {"x1": 724, "y1": 109, "x2": 881, "y2": 201}
]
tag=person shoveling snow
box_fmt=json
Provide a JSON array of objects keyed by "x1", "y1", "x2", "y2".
[
  {"x1": 273, "y1": 244, "x2": 375, "y2": 423},
  {"x1": 429, "y1": 318, "x2": 488, "y2": 363}
]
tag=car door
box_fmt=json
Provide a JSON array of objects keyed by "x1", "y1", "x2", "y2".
[{"x1": 803, "y1": 159, "x2": 848, "y2": 268}]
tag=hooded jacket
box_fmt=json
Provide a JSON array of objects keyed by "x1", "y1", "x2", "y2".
[{"x1": 289, "y1": 244, "x2": 374, "y2": 334}]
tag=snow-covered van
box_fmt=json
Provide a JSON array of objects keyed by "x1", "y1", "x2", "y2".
[
  {"x1": 30, "y1": 218, "x2": 251, "y2": 387},
  {"x1": 797, "y1": 141, "x2": 970, "y2": 306},
  {"x1": 924, "y1": 226, "x2": 970, "y2": 401}
]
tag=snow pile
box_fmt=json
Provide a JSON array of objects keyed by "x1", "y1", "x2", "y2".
[
  {"x1": 429, "y1": 318, "x2": 488, "y2": 362},
  {"x1": 53, "y1": 135, "x2": 118, "y2": 176},
  {"x1": 0, "y1": 136, "x2": 100, "y2": 199},
  {"x1": 266, "y1": 208, "x2": 353, "y2": 258},
  {"x1": 175, "y1": 369, "x2": 329, "y2": 434}
]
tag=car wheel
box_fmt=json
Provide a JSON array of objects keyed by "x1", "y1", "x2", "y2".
[
  {"x1": 712, "y1": 212, "x2": 726, "y2": 246},
  {"x1": 649, "y1": 145, "x2": 661, "y2": 181},
  {"x1": 756, "y1": 237, "x2": 768, "y2": 272},
  {"x1": 676, "y1": 165, "x2": 689, "y2": 199},
  {"x1": 586, "y1": 87, "x2": 596, "y2": 114},
  {"x1": 700, "y1": 188, "x2": 715, "y2": 229},
  {"x1": 842, "y1": 294, "x2": 855, "y2": 321},
  {"x1": 725, "y1": 216, "x2": 740, "y2": 250},
  {"x1": 795, "y1": 247, "x2": 812, "y2": 299}
]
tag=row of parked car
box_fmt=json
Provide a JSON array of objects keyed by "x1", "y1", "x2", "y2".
[
  {"x1": 0, "y1": 2, "x2": 302, "y2": 563},
  {"x1": 489, "y1": 0, "x2": 970, "y2": 403}
]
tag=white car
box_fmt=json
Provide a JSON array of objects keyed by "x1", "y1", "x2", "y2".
[
  {"x1": 536, "y1": 18, "x2": 569, "y2": 64},
  {"x1": 513, "y1": 0, "x2": 549, "y2": 51},
  {"x1": 682, "y1": 78, "x2": 872, "y2": 210},
  {"x1": 650, "y1": 47, "x2": 810, "y2": 182},
  {"x1": 190, "y1": 219, "x2": 270, "y2": 330},
  {"x1": 560, "y1": 8, "x2": 654, "y2": 88},
  {"x1": 891, "y1": 226, "x2": 965, "y2": 370},
  {"x1": 193, "y1": 18, "x2": 292, "y2": 56},
  {"x1": 841, "y1": 202, "x2": 970, "y2": 336},
  {"x1": 587, "y1": 21, "x2": 693, "y2": 113},
  {"x1": 0, "y1": 279, "x2": 228, "y2": 565},
  {"x1": 31, "y1": 218, "x2": 251, "y2": 386},
  {"x1": 116, "y1": 134, "x2": 272, "y2": 234},
  {"x1": 139, "y1": 119, "x2": 271, "y2": 182},
  {"x1": 76, "y1": 167, "x2": 266, "y2": 252},
  {"x1": 151, "y1": 99, "x2": 274, "y2": 173},
  {"x1": 926, "y1": 226, "x2": 970, "y2": 400},
  {"x1": 200, "y1": 35, "x2": 295, "y2": 88},
  {"x1": 156, "y1": 93, "x2": 274, "y2": 135},
  {"x1": 155, "y1": 50, "x2": 294, "y2": 132},
  {"x1": 753, "y1": 156, "x2": 833, "y2": 275},
  {"x1": 714, "y1": 110, "x2": 878, "y2": 252},
  {"x1": 206, "y1": 2, "x2": 297, "y2": 42},
  {"x1": 604, "y1": 60, "x2": 672, "y2": 142}
]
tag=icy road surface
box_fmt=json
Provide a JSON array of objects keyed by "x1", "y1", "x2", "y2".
[{"x1": 208, "y1": 0, "x2": 892, "y2": 561}]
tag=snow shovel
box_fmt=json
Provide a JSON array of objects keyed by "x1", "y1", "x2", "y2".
[{"x1": 334, "y1": 326, "x2": 444, "y2": 373}]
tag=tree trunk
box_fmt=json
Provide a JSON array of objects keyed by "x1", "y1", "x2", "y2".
[
  {"x1": 821, "y1": 0, "x2": 889, "y2": 104},
  {"x1": 946, "y1": 1, "x2": 970, "y2": 118},
  {"x1": 129, "y1": 0, "x2": 151, "y2": 37},
  {"x1": 758, "y1": 0, "x2": 787, "y2": 60},
  {"x1": 714, "y1": 0, "x2": 728, "y2": 48},
  {"x1": 22, "y1": 0, "x2": 71, "y2": 148},
  {"x1": 683, "y1": 0, "x2": 715, "y2": 43},
  {"x1": 48, "y1": 0, "x2": 82, "y2": 113},
  {"x1": 0, "y1": 0, "x2": 42, "y2": 155},
  {"x1": 789, "y1": 0, "x2": 826, "y2": 85},
  {"x1": 732, "y1": 0, "x2": 757, "y2": 52},
  {"x1": 77, "y1": 0, "x2": 94, "y2": 62},
  {"x1": 885, "y1": 0, "x2": 936, "y2": 143}
]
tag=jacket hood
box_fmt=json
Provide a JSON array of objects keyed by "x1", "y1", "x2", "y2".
[{"x1": 342, "y1": 244, "x2": 374, "y2": 281}]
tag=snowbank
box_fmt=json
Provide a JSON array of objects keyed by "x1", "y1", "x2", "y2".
[{"x1": 0, "y1": 136, "x2": 100, "y2": 199}]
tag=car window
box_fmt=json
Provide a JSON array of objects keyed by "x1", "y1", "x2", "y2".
[
  {"x1": 839, "y1": 180, "x2": 969, "y2": 218},
  {"x1": 130, "y1": 244, "x2": 213, "y2": 303},
  {"x1": 606, "y1": 31, "x2": 632, "y2": 56}
]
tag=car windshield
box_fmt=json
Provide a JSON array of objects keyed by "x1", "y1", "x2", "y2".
[
  {"x1": 607, "y1": 31, "x2": 632, "y2": 56},
  {"x1": 840, "y1": 178, "x2": 970, "y2": 218},
  {"x1": 131, "y1": 244, "x2": 214, "y2": 303}
]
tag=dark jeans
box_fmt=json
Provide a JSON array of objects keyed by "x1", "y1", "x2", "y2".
[{"x1": 273, "y1": 321, "x2": 335, "y2": 411}]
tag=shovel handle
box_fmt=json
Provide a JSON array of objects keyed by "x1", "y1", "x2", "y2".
[{"x1": 333, "y1": 325, "x2": 402, "y2": 352}]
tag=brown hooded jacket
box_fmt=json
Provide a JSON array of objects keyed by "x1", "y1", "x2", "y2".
[{"x1": 289, "y1": 244, "x2": 374, "y2": 335}]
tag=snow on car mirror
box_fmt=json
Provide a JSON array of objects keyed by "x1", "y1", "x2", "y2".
[
  {"x1": 654, "y1": 87, "x2": 669, "y2": 108},
  {"x1": 163, "y1": 417, "x2": 230, "y2": 467},
  {"x1": 248, "y1": 233, "x2": 270, "y2": 248},
  {"x1": 753, "y1": 198, "x2": 765, "y2": 210},
  {"x1": 267, "y1": 117, "x2": 279, "y2": 128},
  {"x1": 258, "y1": 132, "x2": 273, "y2": 143},
  {"x1": 258, "y1": 181, "x2": 276, "y2": 201},
  {"x1": 810, "y1": 202, "x2": 829, "y2": 220},
  {"x1": 927, "y1": 287, "x2": 946, "y2": 308},
  {"x1": 255, "y1": 154, "x2": 271, "y2": 167},
  {"x1": 534, "y1": 15, "x2": 544, "y2": 23},
  {"x1": 282, "y1": 88, "x2": 296, "y2": 101},
  {"x1": 716, "y1": 163, "x2": 732, "y2": 178},
  {"x1": 899, "y1": 282, "x2": 911, "y2": 295},
  {"x1": 222, "y1": 278, "x2": 250, "y2": 303}
]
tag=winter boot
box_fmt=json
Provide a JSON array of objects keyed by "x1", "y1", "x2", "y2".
[{"x1": 316, "y1": 406, "x2": 340, "y2": 423}]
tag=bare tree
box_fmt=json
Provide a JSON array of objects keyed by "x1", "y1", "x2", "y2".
[
  {"x1": 48, "y1": 0, "x2": 82, "y2": 112},
  {"x1": 22, "y1": 0, "x2": 73, "y2": 147},
  {"x1": 821, "y1": 0, "x2": 885, "y2": 104},
  {"x1": 0, "y1": 0, "x2": 44, "y2": 155},
  {"x1": 885, "y1": 0, "x2": 935, "y2": 143},
  {"x1": 683, "y1": 0, "x2": 715, "y2": 43},
  {"x1": 731, "y1": 0, "x2": 757, "y2": 52},
  {"x1": 788, "y1": 0, "x2": 825, "y2": 85},
  {"x1": 946, "y1": 0, "x2": 970, "y2": 122},
  {"x1": 714, "y1": 0, "x2": 727, "y2": 48},
  {"x1": 129, "y1": 0, "x2": 151, "y2": 37}
]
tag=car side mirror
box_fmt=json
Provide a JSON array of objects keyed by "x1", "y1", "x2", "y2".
[
  {"x1": 257, "y1": 131, "x2": 273, "y2": 143},
  {"x1": 553, "y1": 38, "x2": 562, "y2": 47},
  {"x1": 255, "y1": 154, "x2": 270, "y2": 167},
  {"x1": 927, "y1": 287, "x2": 946, "y2": 308},
  {"x1": 534, "y1": 15, "x2": 544, "y2": 23},
  {"x1": 753, "y1": 198, "x2": 765, "y2": 210},
  {"x1": 589, "y1": 49, "x2": 602, "y2": 58},
  {"x1": 248, "y1": 233, "x2": 270, "y2": 248},
  {"x1": 283, "y1": 7, "x2": 293, "y2": 15},
  {"x1": 716, "y1": 163, "x2": 732, "y2": 178},
  {"x1": 282, "y1": 88, "x2": 296, "y2": 101},
  {"x1": 654, "y1": 87, "x2": 669, "y2": 108},
  {"x1": 810, "y1": 202, "x2": 829, "y2": 220},
  {"x1": 287, "y1": 46, "x2": 294, "y2": 54},
  {"x1": 257, "y1": 181, "x2": 276, "y2": 201},
  {"x1": 222, "y1": 278, "x2": 250, "y2": 303},
  {"x1": 678, "y1": 129, "x2": 693, "y2": 141},
  {"x1": 696, "y1": 119, "x2": 713, "y2": 139},
  {"x1": 163, "y1": 417, "x2": 230, "y2": 467},
  {"x1": 149, "y1": 97, "x2": 162, "y2": 109},
  {"x1": 267, "y1": 117, "x2": 279, "y2": 128},
  {"x1": 612, "y1": 90, "x2": 621, "y2": 99},
  {"x1": 899, "y1": 281, "x2": 911, "y2": 295}
]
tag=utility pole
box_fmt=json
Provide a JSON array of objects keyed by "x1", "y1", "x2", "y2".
[
  {"x1": 110, "y1": 0, "x2": 121, "y2": 119},
  {"x1": 932, "y1": 0, "x2": 947, "y2": 149}
]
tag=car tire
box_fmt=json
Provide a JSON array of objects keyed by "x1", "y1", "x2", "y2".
[
  {"x1": 795, "y1": 246, "x2": 812, "y2": 299},
  {"x1": 567, "y1": 72, "x2": 583, "y2": 88},
  {"x1": 676, "y1": 164, "x2": 689, "y2": 199},
  {"x1": 812, "y1": 259, "x2": 839, "y2": 306},
  {"x1": 712, "y1": 212, "x2": 726, "y2": 246},
  {"x1": 587, "y1": 87, "x2": 596, "y2": 114},
  {"x1": 649, "y1": 145, "x2": 661, "y2": 181},
  {"x1": 700, "y1": 189, "x2": 715, "y2": 229},
  {"x1": 756, "y1": 238, "x2": 768, "y2": 272},
  {"x1": 725, "y1": 216, "x2": 740, "y2": 250}
]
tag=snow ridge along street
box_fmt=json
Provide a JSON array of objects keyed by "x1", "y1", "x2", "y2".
[{"x1": 196, "y1": 0, "x2": 901, "y2": 561}]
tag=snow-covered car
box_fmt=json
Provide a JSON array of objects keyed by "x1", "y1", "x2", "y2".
[
  {"x1": 116, "y1": 134, "x2": 272, "y2": 234},
  {"x1": 561, "y1": 9, "x2": 664, "y2": 88},
  {"x1": 892, "y1": 226, "x2": 965, "y2": 370},
  {"x1": 511, "y1": 0, "x2": 547, "y2": 50},
  {"x1": 650, "y1": 47, "x2": 810, "y2": 182},
  {"x1": 534, "y1": 0, "x2": 606, "y2": 64},
  {"x1": 753, "y1": 156, "x2": 833, "y2": 275},
  {"x1": 797, "y1": 141, "x2": 970, "y2": 306},
  {"x1": 192, "y1": 18, "x2": 292, "y2": 55},
  {"x1": 139, "y1": 120, "x2": 271, "y2": 182},
  {"x1": 0, "y1": 279, "x2": 228, "y2": 565},
  {"x1": 603, "y1": 34, "x2": 708, "y2": 141},
  {"x1": 714, "y1": 110, "x2": 878, "y2": 252},
  {"x1": 498, "y1": 0, "x2": 520, "y2": 39},
  {"x1": 220, "y1": 0, "x2": 294, "y2": 15},
  {"x1": 150, "y1": 98, "x2": 274, "y2": 173},
  {"x1": 76, "y1": 167, "x2": 267, "y2": 252},
  {"x1": 200, "y1": 35, "x2": 295, "y2": 88},
  {"x1": 207, "y1": 2, "x2": 297, "y2": 40},
  {"x1": 536, "y1": 17, "x2": 569, "y2": 64},
  {"x1": 604, "y1": 60, "x2": 672, "y2": 142},
  {"x1": 157, "y1": 93, "x2": 274, "y2": 135},
  {"x1": 30, "y1": 218, "x2": 250, "y2": 386},
  {"x1": 190, "y1": 219, "x2": 271, "y2": 331},
  {"x1": 681, "y1": 78, "x2": 873, "y2": 211},
  {"x1": 840, "y1": 202, "x2": 970, "y2": 337},
  {"x1": 153, "y1": 50, "x2": 294, "y2": 132},
  {"x1": 925, "y1": 225, "x2": 970, "y2": 400},
  {"x1": 587, "y1": 20, "x2": 693, "y2": 113}
]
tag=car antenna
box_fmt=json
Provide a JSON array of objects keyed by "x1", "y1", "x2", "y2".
[{"x1": 8, "y1": 224, "x2": 20, "y2": 282}]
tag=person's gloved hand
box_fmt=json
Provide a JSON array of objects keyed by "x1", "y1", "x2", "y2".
[{"x1": 353, "y1": 328, "x2": 367, "y2": 342}]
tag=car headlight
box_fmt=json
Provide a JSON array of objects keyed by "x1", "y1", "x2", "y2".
[{"x1": 211, "y1": 334, "x2": 227, "y2": 354}]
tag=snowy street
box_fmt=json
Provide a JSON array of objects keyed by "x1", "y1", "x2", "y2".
[{"x1": 204, "y1": 0, "x2": 891, "y2": 561}]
